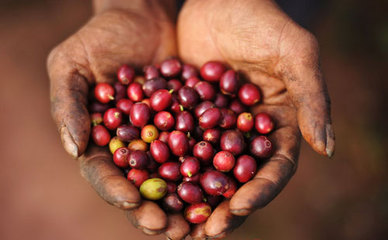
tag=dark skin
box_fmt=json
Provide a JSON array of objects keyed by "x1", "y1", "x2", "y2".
[
  {"x1": 48, "y1": 0, "x2": 335, "y2": 239},
  {"x1": 179, "y1": 0, "x2": 334, "y2": 158},
  {"x1": 48, "y1": 0, "x2": 188, "y2": 237},
  {"x1": 178, "y1": 1, "x2": 335, "y2": 238}
]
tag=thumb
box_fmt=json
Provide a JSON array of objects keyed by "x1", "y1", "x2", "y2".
[
  {"x1": 280, "y1": 33, "x2": 335, "y2": 157},
  {"x1": 48, "y1": 53, "x2": 90, "y2": 158}
]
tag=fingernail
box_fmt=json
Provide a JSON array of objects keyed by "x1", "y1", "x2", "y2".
[
  {"x1": 325, "y1": 124, "x2": 335, "y2": 158},
  {"x1": 314, "y1": 127, "x2": 326, "y2": 155},
  {"x1": 165, "y1": 236, "x2": 172, "y2": 240},
  {"x1": 125, "y1": 210, "x2": 138, "y2": 227},
  {"x1": 122, "y1": 201, "x2": 139, "y2": 209},
  {"x1": 208, "y1": 232, "x2": 226, "y2": 239},
  {"x1": 60, "y1": 126, "x2": 78, "y2": 158},
  {"x1": 142, "y1": 228, "x2": 160, "y2": 235},
  {"x1": 230, "y1": 208, "x2": 251, "y2": 216}
]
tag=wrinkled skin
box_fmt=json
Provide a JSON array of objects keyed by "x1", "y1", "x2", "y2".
[
  {"x1": 48, "y1": 0, "x2": 335, "y2": 239},
  {"x1": 177, "y1": 0, "x2": 334, "y2": 238},
  {"x1": 47, "y1": 7, "x2": 190, "y2": 238}
]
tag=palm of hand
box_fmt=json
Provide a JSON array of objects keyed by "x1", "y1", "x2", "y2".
[
  {"x1": 48, "y1": 9, "x2": 176, "y2": 156},
  {"x1": 48, "y1": 2, "x2": 334, "y2": 239},
  {"x1": 48, "y1": 9, "x2": 182, "y2": 238},
  {"x1": 50, "y1": 9, "x2": 175, "y2": 82},
  {"x1": 177, "y1": 0, "x2": 333, "y2": 238}
]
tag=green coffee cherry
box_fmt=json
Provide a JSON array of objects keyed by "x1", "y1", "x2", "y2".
[{"x1": 140, "y1": 178, "x2": 167, "y2": 200}]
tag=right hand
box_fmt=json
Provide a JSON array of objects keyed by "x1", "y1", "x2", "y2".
[
  {"x1": 47, "y1": 8, "x2": 189, "y2": 239},
  {"x1": 177, "y1": 0, "x2": 334, "y2": 238}
]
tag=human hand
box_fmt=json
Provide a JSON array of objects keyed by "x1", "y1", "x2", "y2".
[
  {"x1": 177, "y1": 0, "x2": 335, "y2": 238},
  {"x1": 48, "y1": 4, "x2": 190, "y2": 238}
]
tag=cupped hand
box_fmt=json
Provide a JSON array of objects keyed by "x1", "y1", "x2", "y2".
[
  {"x1": 48, "y1": 7, "x2": 190, "y2": 238},
  {"x1": 177, "y1": 0, "x2": 335, "y2": 238}
]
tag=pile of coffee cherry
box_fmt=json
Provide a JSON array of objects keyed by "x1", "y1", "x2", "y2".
[{"x1": 89, "y1": 59, "x2": 274, "y2": 224}]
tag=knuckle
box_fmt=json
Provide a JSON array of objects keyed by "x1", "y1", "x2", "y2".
[
  {"x1": 280, "y1": 28, "x2": 321, "y2": 76},
  {"x1": 47, "y1": 45, "x2": 62, "y2": 69},
  {"x1": 265, "y1": 154, "x2": 297, "y2": 186},
  {"x1": 47, "y1": 41, "x2": 76, "y2": 74},
  {"x1": 304, "y1": 31, "x2": 319, "y2": 52},
  {"x1": 298, "y1": 31, "x2": 319, "y2": 62},
  {"x1": 287, "y1": 29, "x2": 319, "y2": 68}
]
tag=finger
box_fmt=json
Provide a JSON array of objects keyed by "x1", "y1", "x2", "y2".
[
  {"x1": 190, "y1": 223, "x2": 206, "y2": 240},
  {"x1": 79, "y1": 145, "x2": 141, "y2": 209},
  {"x1": 204, "y1": 201, "x2": 247, "y2": 239},
  {"x1": 164, "y1": 214, "x2": 190, "y2": 240},
  {"x1": 279, "y1": 32, "x2": 335, "y2": 157},
  {"x1": 48, "y1": 52, "x2": 90, "y2": 158},
  {"x1": 126, "y1": 201, "x2": 168, "y2": 235},
  {"x1": 230, "y1": 105, "x2": 300, "y2": 215}
]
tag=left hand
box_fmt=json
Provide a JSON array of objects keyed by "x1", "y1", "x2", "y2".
[
  {"x1": 48, "y1": 6, "x2": 190, "y2": 239},
  {"x1": 177, "y1": 0, "x2": 335, "y2": 238}
]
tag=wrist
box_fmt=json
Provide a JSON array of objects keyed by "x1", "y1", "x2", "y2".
[{"x1": 93, "y1": 0, "x2": 176, "y2": 21}]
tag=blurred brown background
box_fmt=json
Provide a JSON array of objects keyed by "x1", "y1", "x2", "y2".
[{"x1": 0, "y1": 0, "x2": 387, "y2": 239}]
